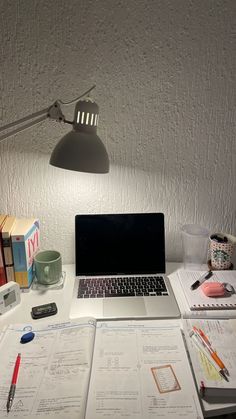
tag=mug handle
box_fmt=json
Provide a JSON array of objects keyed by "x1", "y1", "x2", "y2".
[{"x1": 44, "y1": 266, "x2": 50, "y2": 277}]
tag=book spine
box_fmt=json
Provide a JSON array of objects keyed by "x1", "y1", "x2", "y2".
[
  {"x1": 12, "y1": 225, "x2": 40, "y2": 288},
  {"x1": 2, "y1": 236, "x2": 15, "y2": 282},
  {"x1": 12, "y1": 241, "x2": 27, "y2": 287},
  {"x1": 0, "y1": 268, "x2": 7, "y2": 286},
  {"x1": 5, "y1": 266, "x2": 15, "y2": 282},
  {"x1": 0, "y1": 240, "x2": 7, "y2": 286},
  {"x1": 0, "y1": 216, "x2": 7, "y2": 286}
]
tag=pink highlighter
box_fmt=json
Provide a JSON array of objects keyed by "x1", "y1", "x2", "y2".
[{"x1": 201, "y1": 282, "x2": 234, "y2": 297}]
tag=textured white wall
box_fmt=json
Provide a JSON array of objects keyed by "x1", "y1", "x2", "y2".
[{"x1": 0, "y1": 0, "x2": 235, "y2": 265}]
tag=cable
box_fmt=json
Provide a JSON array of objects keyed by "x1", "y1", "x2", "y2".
[{"x1": 57, "y1": 85, "x2": 96, "y2": 106}]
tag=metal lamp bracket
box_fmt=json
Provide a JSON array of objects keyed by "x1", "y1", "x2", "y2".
[{"x1": 47, "y1": 101, "x2": 65, "y2": 122}]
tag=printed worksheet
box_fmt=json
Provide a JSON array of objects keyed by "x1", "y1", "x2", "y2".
[
  {"x1": 0, "y1": 318, "x2": 96, "y2": 419},
  {"x1": 85, "y1": 320, "x2": 203, "y2": 419},
  {"x1": 184, "y1": 319, "x2": 236, "y2": 391}
]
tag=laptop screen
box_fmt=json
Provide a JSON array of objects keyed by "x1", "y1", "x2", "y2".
[{"x1": 75, "y1": 213, "x2": 165, "y2": 276}]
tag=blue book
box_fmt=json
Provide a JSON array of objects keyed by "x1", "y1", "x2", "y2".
[{"x1": 11, "y1": 218, "x2": 40, "y2": 288}]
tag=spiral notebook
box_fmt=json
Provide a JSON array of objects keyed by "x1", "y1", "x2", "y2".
[{"x1": 178, "y1": 270, "x2": 236, "y2": 311}]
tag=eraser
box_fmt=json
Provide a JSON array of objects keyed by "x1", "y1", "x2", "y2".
[
  {"x1": 201, "y1": 282, "x2": 226, "y2": 297},
  {"x1": 20, "y1": 331, "x2": 35, "y2": 344}
]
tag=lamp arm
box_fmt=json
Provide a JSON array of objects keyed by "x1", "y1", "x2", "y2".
[
  {"x1": 0, "y1": 114, "x2": 48, "y2": 142},
  {"x1": 0, "y1": 101, "x2": 67, "y2": 143},
  {"x1": 0, "y1": 85, "x2": 96, "y2": 142}
]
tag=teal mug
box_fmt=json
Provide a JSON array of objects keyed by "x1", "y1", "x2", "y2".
[{"x1": 34, "y1": 250, "x2": 62, "y2": 285}]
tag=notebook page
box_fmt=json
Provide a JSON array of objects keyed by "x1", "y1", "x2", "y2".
[
  {"x1": 0, "y1": 318, "x2": 96, "y2": 419},
  {"x1": 183, "y1": 319, "x2": 236, "y2": 393},
  {"x1": 85, "y1": 320, "x2": 203, "y2": 419}
]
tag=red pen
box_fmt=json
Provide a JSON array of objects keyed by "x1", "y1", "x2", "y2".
[{"x1": 6, "y1": 353, "x2": 21, "y2": 412}]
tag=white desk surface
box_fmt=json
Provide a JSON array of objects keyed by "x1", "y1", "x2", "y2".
[
  {"x1": 0, "y1": 263, "x2": 235, "y2": 418},
  {"x1": 0, "y1": 264, "x2": 77, "y2": 328},
  {"x1": 0, "y1": 263, "x2": 181, "y2": 328}
]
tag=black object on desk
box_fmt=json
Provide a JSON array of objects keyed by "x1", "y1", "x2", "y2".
[
  {"x1": 190, "y1": 271, "x2": 213, "y2": 290},
  {"x1": 31, "y1": 302, "x2": 58, "y2": 319}
]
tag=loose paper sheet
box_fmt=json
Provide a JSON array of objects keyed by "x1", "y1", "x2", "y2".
[{"x1": 184, "y1": 318, "x2": 236, "y2": 390}]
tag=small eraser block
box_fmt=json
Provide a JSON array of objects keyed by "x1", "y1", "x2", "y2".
[
  {"x1": 201, "y1": 282, "x2": 225, "y2": 297},
  {"x1": 20, "y1": 332, "x2": 35, "y2": 344}
]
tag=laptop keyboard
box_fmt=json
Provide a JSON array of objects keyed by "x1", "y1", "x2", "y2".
[{"x1": 77, "y1": 275, "x2": 169, "y2": 298}]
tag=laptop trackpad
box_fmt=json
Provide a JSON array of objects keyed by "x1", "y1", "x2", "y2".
[{"x1": 103, "y1": 297, "x2": 147, "y2": 318}]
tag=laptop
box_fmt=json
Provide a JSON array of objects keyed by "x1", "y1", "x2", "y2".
[{"x1": 70, "y1": 213, "x2": 180, "y2": 319}]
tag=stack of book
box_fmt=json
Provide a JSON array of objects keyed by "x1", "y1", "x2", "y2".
[{"x1": 0, "y1": 214, "x2": 40, "y2": 290}]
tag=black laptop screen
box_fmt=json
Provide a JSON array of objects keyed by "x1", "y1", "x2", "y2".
[{"x1": 75, "y1": 213, "x2": 165, "y2": 276}]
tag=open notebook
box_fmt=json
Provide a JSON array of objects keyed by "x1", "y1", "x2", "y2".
[
  {"x1": 178, "y1": 270, "x2": 236, "y2": 311},
  {"x1": 0, "y1": 318, "x2": 203, "y2": 419}
]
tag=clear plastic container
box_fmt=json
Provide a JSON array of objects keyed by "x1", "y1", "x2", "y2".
[{"x1": 181, "y1": 224, "x2": 210, "y2": 270}]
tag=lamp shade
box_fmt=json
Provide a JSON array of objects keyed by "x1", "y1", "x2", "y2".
[{"x1": 49, "y1": 98, "x2": 109, "y2": 173}]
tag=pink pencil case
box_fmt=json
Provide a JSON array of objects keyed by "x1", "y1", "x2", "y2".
[{"x1": 201, "y1": 282, "x2": 234, "y2": 297}]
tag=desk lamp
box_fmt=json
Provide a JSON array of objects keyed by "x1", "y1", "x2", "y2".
[{"x1": 0, "y1": 85, "x2": 109, "y2": 173}]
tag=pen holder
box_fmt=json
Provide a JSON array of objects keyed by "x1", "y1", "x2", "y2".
[{"x1": 209, "y1": 233, "x2": 236, "y2": 270}]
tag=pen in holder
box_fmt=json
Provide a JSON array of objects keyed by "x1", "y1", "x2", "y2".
[{"x1": 209, "y1": 233, "x2": 236, "y2": 270}]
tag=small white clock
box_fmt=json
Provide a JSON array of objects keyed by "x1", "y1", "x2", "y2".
[{"x1": 0, "y1": 281, "x2": 21, "y2": 315}]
